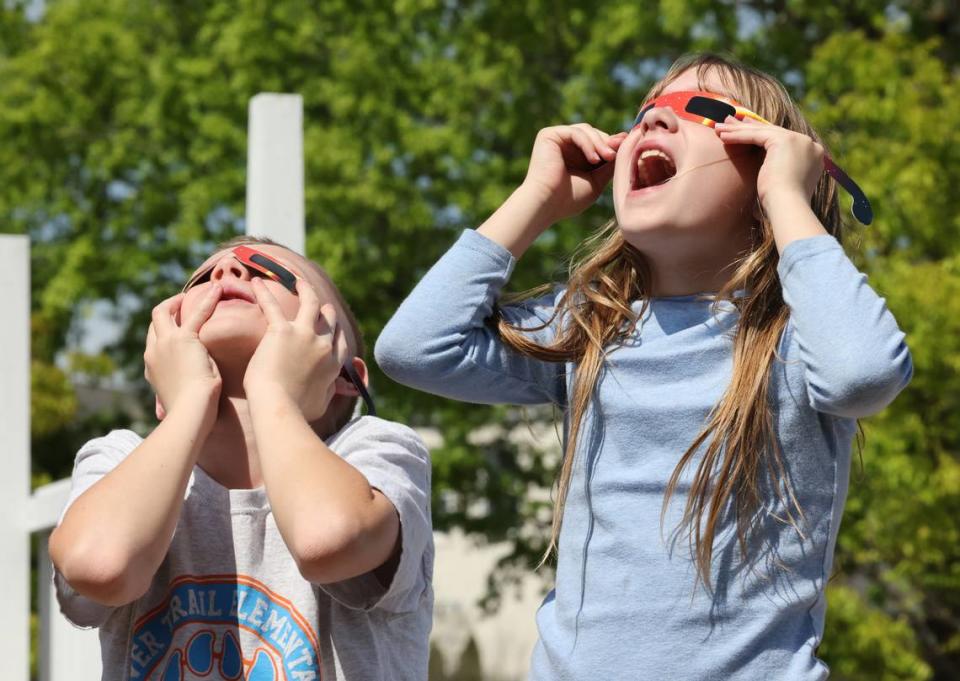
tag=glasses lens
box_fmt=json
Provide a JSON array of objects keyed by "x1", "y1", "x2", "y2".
[
  {"x1": 182, "y1": 266, "x2": 213, "y2": 292},
  {"x1": 685, "y1": 96, "x2": 736, "y2": 123},
  {"x1": 631, "y1": 104, "x2": 653, "y2": 129}
]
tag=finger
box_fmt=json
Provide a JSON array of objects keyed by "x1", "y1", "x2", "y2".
[
  {"x1": 565, "y1": 127, "x2": 603, "y2": 165},
  {"x1": 588, "y1": 157, "x2": 617, "y2": 192},
  {"x1": 585, "y1": 126, "x2": 617, "y2": 160},
  {"x1": 181, "y1": 283, "x2": 222, "y2": 333},
  {"x1": 294, "y1": 278, "x2": 322, "y2": 328},
  {"x1": 152, "y1": 294, "x2": 184, "y2": 334},
  {"x1": 144, "y1": 324, "x2": 155, "y2": 383},
  {"x1": 715, "y1": 125, "x2": 775, "y2": 148},
  {"x1": 317, "y1": 303, "x2": 338, "y2": 338},
  {"x1": 333, "y1": 321, "x2": 350, "y2": 367},
  {"x1": 251, "y1": 278, "x2": 288, "y2": 325},
  {"x1": 146, "y1": 322, "x2": 157, "y2": 350},
  {"x1": 606, "y1": 131, "x2": 629, "y2": 149}
]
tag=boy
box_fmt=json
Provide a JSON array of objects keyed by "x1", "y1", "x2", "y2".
[{"x1": 49, "y1": 236, "x2": 433, "y2": 680}]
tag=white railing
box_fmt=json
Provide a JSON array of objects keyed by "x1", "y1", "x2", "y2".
[{"x1": 1, "y1": 234, "x2": 103, "y2": 679}]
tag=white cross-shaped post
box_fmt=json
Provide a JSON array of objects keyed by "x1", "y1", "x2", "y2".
[{"x1": 0, "y1": 92, "x2": 305, "y2": 680}]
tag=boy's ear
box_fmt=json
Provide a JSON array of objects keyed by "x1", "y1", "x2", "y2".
[
  {"x1": 155, "y1": 395, "x2": 167, "y2": 421},
  {"x1": 333, "y1": 357, "x2": 368, "y2": 397}
]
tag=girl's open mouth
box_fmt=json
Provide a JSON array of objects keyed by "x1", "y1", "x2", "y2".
[{"x1": 630, "y1": 147, "x2": 678, "y2": 192}]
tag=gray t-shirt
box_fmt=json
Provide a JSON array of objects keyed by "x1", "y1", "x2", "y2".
[{"x1": 54, "y1": 416, "x2": 433, "y2": 681}]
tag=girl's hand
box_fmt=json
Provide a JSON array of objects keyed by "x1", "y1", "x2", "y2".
[
  {"x1": 243, "y1": 277, "x2": 348, "y2": 422},
  {"x1": 714, "y1": 115, "x2": 824, "y2": 213},
  {"x1": 144, "y1": 287, "x2": 223, "y2": 425},
  {"x1": 521, "y1": 124, "x2": 628, "y2": 224}
]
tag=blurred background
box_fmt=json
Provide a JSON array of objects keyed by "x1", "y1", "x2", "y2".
[{"x1": 2, "y1": 0, "x2": 958, "y2": 679}]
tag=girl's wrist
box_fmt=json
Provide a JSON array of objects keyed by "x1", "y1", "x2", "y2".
[
  {"x1": 516, "y1": 179, "x2": 556, "y2": 217},
  {"x1": 762, "y1": 189, "x2": 828, "y2": 253},
  {"x1": 477, "y1": 184, "x2": 556, "y2": 259}
]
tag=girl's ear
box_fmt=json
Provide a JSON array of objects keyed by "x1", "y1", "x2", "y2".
[
  {"x1": 333, "y1": 357, "x2": 368, "y2": 397},
  {"x1": 155, "y1": 395, "x2": 167, "y2": 421}
]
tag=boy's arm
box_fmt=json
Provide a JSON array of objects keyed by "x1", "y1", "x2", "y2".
[
  {"x1": 50, "y1": 288, "x2": 222, "y2": 607},
  {"x1": 49, "y1": 392, "x2": 216, "y2": 606},
  {"x1": 248, "y1": 389, "x2": 401, "y2": 585},
  {"x1": 245, "y1": 278, "x2": 400, "y2": 584}
]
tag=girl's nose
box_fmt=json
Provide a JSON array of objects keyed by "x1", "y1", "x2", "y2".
[
  {"x1": 209, "y1": 254, "x2": 250, "y2": 283},
  {"x1": 637, "y1": 106, "x2": 679, "y2": 136}
]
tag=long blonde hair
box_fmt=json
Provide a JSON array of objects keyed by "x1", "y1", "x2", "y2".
[{"x1": 497, "y1": 53, "x2": 844, "y2": 588}]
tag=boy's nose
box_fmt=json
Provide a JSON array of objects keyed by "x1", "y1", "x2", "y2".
[{"x1": 209, "y1": 254, "x2": 250, "y2": 283}]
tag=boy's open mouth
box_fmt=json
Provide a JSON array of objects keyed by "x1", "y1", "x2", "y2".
[
  {"x1": 217, "y1": 282, "x2": 256, "y2": 304},
  {"x1": 631, "y1": 147, "x2": 677, "y2": 191}
]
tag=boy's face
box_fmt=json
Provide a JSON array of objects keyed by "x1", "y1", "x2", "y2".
[{"x1": 180, "y1": 244, "x2": 338, "y2": 361}]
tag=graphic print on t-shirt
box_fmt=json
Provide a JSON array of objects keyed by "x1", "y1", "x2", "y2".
[{"x1": 129, "y1": 575, "x2": 321, "y2": 680}]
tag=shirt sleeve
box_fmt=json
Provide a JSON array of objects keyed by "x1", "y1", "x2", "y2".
[
  {"x1": 375, "y1": 228, "x2": 567, "y2": 406},
  {"x1": 52, "y1": 429, "x2": 142, "y2": 628},
  {"x1": 317, "y1": 417, "x2": 433, "y2": 614},
  {"x1": 777, "y1": 234, "x2": 913, "y2": 418}
]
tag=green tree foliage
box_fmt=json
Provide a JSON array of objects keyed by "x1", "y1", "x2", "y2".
[{"x1": 2, "y1": 1, "x2": 957, "y2": 677}]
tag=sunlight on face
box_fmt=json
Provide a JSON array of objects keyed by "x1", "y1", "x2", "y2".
[
  {"x1": 611, "y1": 67, "x2": 762, "y2": 267},
  {"x1": 180, "y1": 245, "x2": 337, "y2": 363}
]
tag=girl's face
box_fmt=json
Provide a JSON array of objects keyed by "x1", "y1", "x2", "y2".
[{"x1": 612, "y1": 67, "x2": 762, "y2": 260}]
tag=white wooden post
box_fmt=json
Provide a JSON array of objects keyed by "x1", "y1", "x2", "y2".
[
  {"x1": 246, "y1": 93, "x2": 305, "y2": 254},
  {"x1": 0, "y1": 234, "x2": 101, "y2": 681},
  {"x1": 12, "y1": 92, "x2": 307, "y2": 679},
  {"x1": 32, "y1": 481, "x2": 102, "y2": 680},
  {"x1": 0, "y1": 234, "x2": 31, "y2": 679}
]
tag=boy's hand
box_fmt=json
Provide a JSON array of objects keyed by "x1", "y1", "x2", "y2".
[
  {"x1": 144, "y1": 286, "x2": 223, "y2": 426},
  {"x1": 521, "y1": 124, "x2": 628, "y2": 224},
  {"x1": 244, "y1": 277, "x2": 347, "y2": 422}
]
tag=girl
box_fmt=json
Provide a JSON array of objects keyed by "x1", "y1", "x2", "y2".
[{"x1": 375, "y1": 53, "x2": 912, "y2": 679}]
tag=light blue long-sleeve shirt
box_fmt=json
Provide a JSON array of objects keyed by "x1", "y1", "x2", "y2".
[{"x1": 375, "y1": 229, "x2": 912, "y2": 680}]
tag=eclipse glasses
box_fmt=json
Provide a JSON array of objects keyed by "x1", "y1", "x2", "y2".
[
  {"x1": 184, "y1": 245, "x2": 376, "y2": 416},
  {"x1": 631, "y1": 90, "x2": 873, "y2": 225}
]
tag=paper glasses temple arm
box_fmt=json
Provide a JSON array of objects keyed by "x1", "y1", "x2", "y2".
[
  {"x1": 340, "y1": 364, "x2": 376, "y2": 417},
  {"x1": 823, "y1": 156, "x2": 873, "y2": 225}
]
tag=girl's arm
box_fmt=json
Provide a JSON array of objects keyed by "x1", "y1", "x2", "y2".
[
  {"x1": 777, "y1": 233, "x2": 912, "y2": 418},
  {"x1": 49, "y1": 288, "x2": 222, "y2": 606},
  {"x1": 715, "y1": 116, "x2": 912, "y2": 416},
  {"x1": 376, "y1": 125, "x2": 627, "y2": 405}
]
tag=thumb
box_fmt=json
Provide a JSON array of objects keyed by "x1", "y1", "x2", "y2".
[{"x1": 588, "y1": 159, "x2": 617, "y2": 193}]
